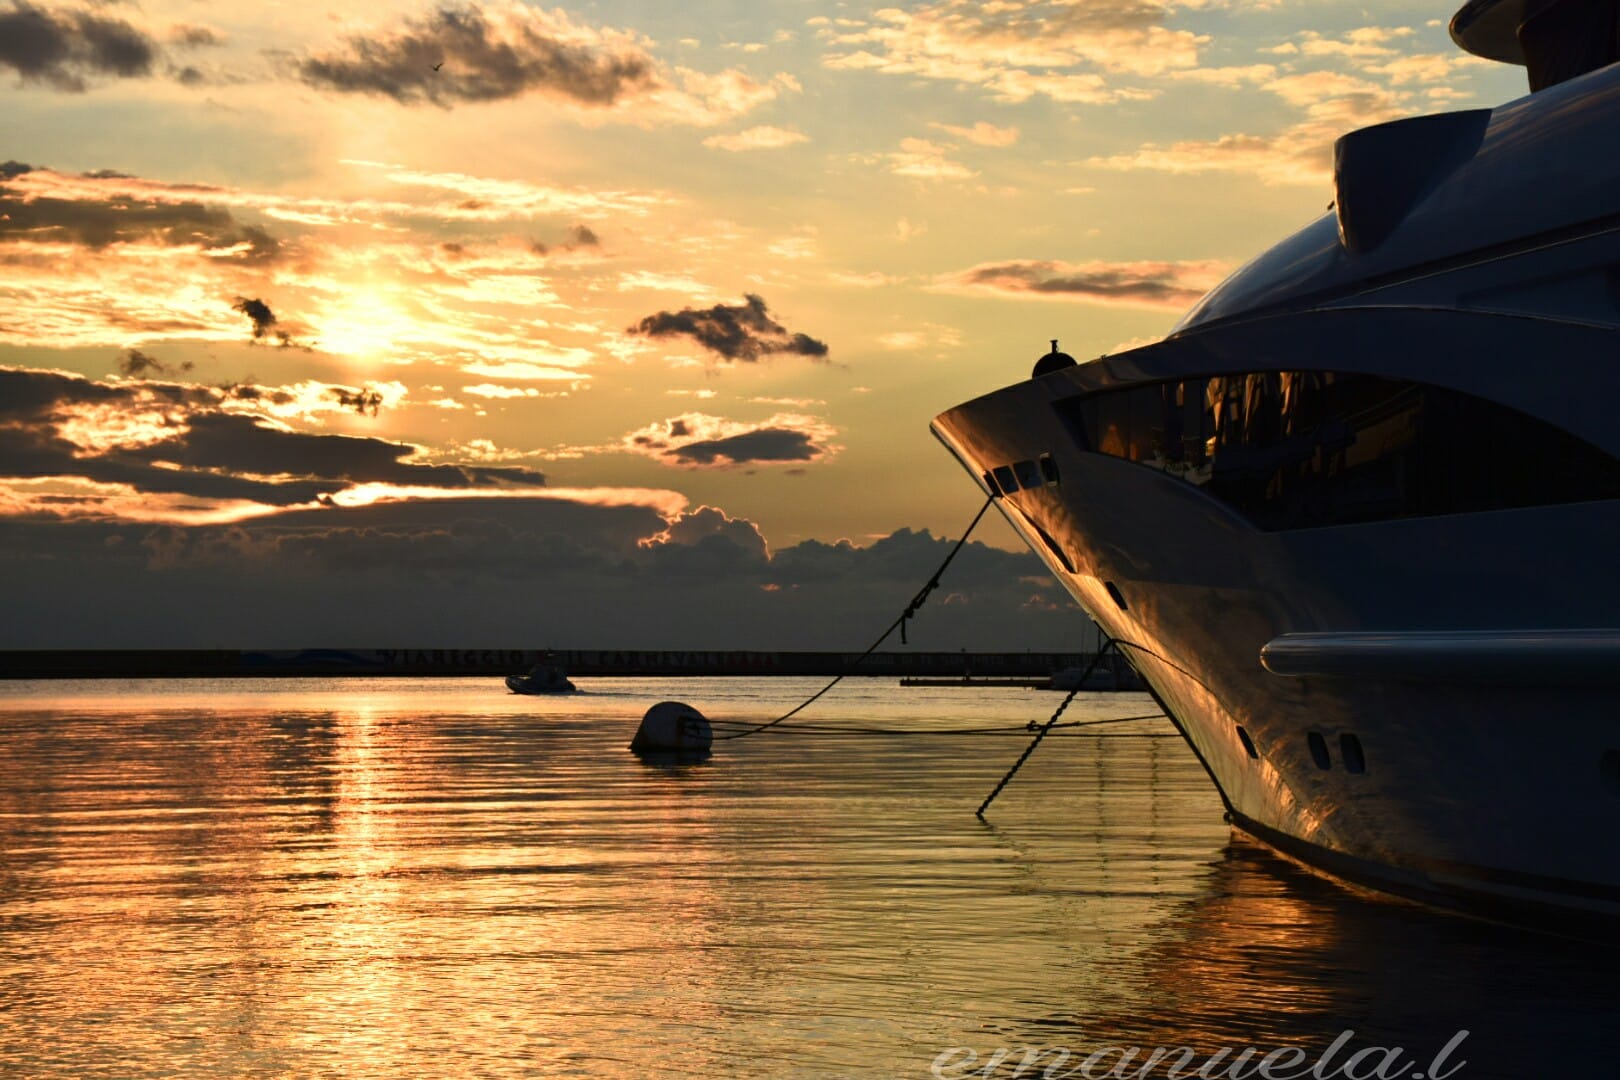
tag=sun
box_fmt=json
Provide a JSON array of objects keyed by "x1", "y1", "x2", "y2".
[{"x1": 313, "y1": 287, "x2": 419, "y2": 360}]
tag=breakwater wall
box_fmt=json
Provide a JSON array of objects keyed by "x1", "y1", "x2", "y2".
[{"x1": 0, "y1": 649, "x2": 1116, "y2": 679}]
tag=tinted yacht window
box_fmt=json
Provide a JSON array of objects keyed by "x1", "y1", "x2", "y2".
[{"x1": 1055, "y1": 372, "x2": 1620, "y2": 530}]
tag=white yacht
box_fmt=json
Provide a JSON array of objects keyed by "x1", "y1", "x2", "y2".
[{"x1": 933, "y1": 0, "x2": 1620, "y2": 932}]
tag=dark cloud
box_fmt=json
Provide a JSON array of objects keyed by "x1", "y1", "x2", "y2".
[
  {"x1": 669, "y1": 428, "x2": 821, "y2": 467},
  {"x1": 0, "y1": 2, "x2": 157, "y2": 92},
  {"x1": 191, "y1": 379, "x2": 382, "y2": 416},
  {"x1": 638, "y1": 505, "x2": 771, "y2": 578},
  {"x1": 0, "y1": 364, "x2": 213, "y2": 420},
  {"x1": 0, "y1": 167, "x2": 281, "y2": 262},
  {"x1": 0, "y1": 195, "x2": 281, "y2": 260},
  {"x1": 769, "y1": 528, "x2": 1036, "y2": 589},
  {"x1": 0, "y1": 370, "x2": 1082, "y2": 653},
  {"x1": 0, "y1": 419, "x2": 345, "y2": 507},
  {"x1": 168, "y1": 24, "x2": 223, "y2": 48},
  {"x1": 646, "y1": 505, "x2": 768, "y2": 554},
  {"x1": 130, "y1": 412, "x2": 411, "y2": 480},
  {"x1": 940, "y1": 259, "x2": 1223, "y2": 310},
  {"x1": 117, "y1": 348, "x2": 192, "y2": 378},
  {"x1": 530, "y1": 223, "x2": 600, "y2": 258},
  {"x1": 628, "y1": 294, "x2": 829, "y2": 363},
  {"x1": 328, "y1": 386, "x2": 384, "y2": 416},
  {"x1": 0, "y1": 365, "x2": 546, "y2": 509},
  {"x1": 296, "y1": 4, "x2": 657, "y2": 107},
  {"x1": 233, "y1": 296, "x2": 276, "y2": 339},
  {"x1": 966, "y1": 264, "x2": 1186, "y2": 302},
  {"x1": 232, "y1": 296, "x2": 299, "y2": 344},
  {"x1": 123, "y1": 412, "x2": 548, "y2": 491},
  {"x1": 0, "y1": 502, "x2": 1093, "y2": 650},
  {"x1": 625, "y1": 413, "x2": 837, "y2": 470}
]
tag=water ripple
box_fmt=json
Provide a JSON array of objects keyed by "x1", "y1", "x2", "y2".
[{"x1": 0, "y1": 677, "x2": 1613, "y2": 1077}]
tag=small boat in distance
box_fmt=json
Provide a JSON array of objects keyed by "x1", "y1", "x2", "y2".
[
  {"x1": 505, "y1": 655, "x2": 577, "y2": 695},
  {"x1": 1048, "y1": 661, "x2": 1142, "y2": 692}
]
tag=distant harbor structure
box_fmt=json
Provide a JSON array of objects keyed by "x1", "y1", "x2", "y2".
[
  {"x1": 900, "y1": 651, "x2": 1142, "y2": 691},
  {"x1": 0, "y1": 648, "x2": 1111, "y2": 680}
]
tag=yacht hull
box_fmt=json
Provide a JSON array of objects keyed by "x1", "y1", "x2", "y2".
[{"x1": 933, "y1": 315, "x2": 1620, "y2": 931}]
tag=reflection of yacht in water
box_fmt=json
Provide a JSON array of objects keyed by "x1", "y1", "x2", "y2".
[{"x1": 933, "y1": 0, "x2": 1620, "y2": 931}]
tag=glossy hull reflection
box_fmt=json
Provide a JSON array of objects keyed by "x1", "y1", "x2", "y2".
[
  {"x1": 988, "y1": 836, "x2": 1617, "y2": 1080},
  {"x1": 933, "y1": 47, "x2": 1620, "y2": 931},
  {"x1": 933, "y1": 354, "x2": 1620, "y2": 932},
  {"x1": 4, "y1": 678, "x2": 1614, "y2": 1075}
]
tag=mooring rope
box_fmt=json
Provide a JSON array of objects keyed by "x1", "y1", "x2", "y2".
[
  {"x1": 706, "y1": 711, "x2": 1168, "y2": 737},
  {"x1": 702, "y1": 497, "x2": 1166, "y2": 815},
  {"x1": 975, "y1": 637, "x2": 1119, "y2": 818},
  {"x1": 708, "y1": 727, "x2": 1176, "y2": 739},
  {"x1": 714, "y1": 493, "x2": 996, "y2": 741}
]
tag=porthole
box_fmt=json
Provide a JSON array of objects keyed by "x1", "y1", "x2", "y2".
[
  {"x1": 1236, "y1": 726, "x2": 1258, "y2": 759},
  {"x1": 982, "y1": 471, "x2": 1001, "y2": 497},
  {"x1": 1039, "y1": 453, "x2": 1060, "y2": 486},
  {"x1": 992, "y1": 464, "x2": 1019, "y2": 494},
  {"x1": 1307, "y1": 731, "x2": 1332, "y2": 770},
  {"x1": 1104, "y1": 581, "x2": 1128, "y2": 611},
  {"x1": 1340, "y1": 733, "x2": 1366, "y2": 774},
  {"x1": 1013, "y1": 459, "x2": 1042, "y2": 490}
]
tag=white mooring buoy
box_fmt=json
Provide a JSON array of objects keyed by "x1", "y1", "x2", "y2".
[{"x1": 630, "y1": 701, "x2": 713, "y2": 755}]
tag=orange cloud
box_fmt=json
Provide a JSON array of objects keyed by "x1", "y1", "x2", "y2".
[
  {"x1": 7, "y1": 161, "x2": 666, "y2": 230},
  {"x1": 702, "y1": 126, "x2": 811, "y2": 151},
  {"x1": 0, "y1": 161, "x2": 644, "y2": 376},
  {"x1": 821, "y1": 0, "x2": 1200, "y2": 103},
  {"x1": 1293, "y1": 26, "x2": 1416, "y2": 60},
  {"x1": 1086, "y1": 69, "x2": 1407, "y2": 185},
  {"x1": 887, "y1": 137, "x2": 976, "y2": 180},
  {"x1": 0, "y1": 365, "x2": 556, "y2": 523},
  {"x1": 928, "y1": 121, "x2": 1019, "y2": 147}
]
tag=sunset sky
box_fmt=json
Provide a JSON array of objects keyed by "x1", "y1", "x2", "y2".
[{"x1": 0, "y1": 0, "x2": 1527, "y2": 648}]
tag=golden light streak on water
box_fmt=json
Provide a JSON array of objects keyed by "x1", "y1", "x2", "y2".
[{"x1": 0, "y1": 678, "x2": 1611, "y2": 1077}]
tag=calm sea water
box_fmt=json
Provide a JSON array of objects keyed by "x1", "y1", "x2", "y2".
[{"x1": 0, "y1": 677, "x2": 1614, "y2": 1078}]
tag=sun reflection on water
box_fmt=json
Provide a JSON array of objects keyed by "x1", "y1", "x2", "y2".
[{"x1": 0, "y1": 678, "x2": 1612, "y2": 1077}]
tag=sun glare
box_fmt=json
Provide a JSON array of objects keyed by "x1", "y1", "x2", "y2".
[{"x1": 314, "y1": 289, "x2": 417, "y2": 360}]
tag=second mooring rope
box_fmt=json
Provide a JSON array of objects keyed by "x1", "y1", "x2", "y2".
[
  {"x1": 975, "y1": 637, "x2": 1120, "y2": 818},
  {"x1": 706, "y1": 496, "x2": 1164, "y2": 818}
]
